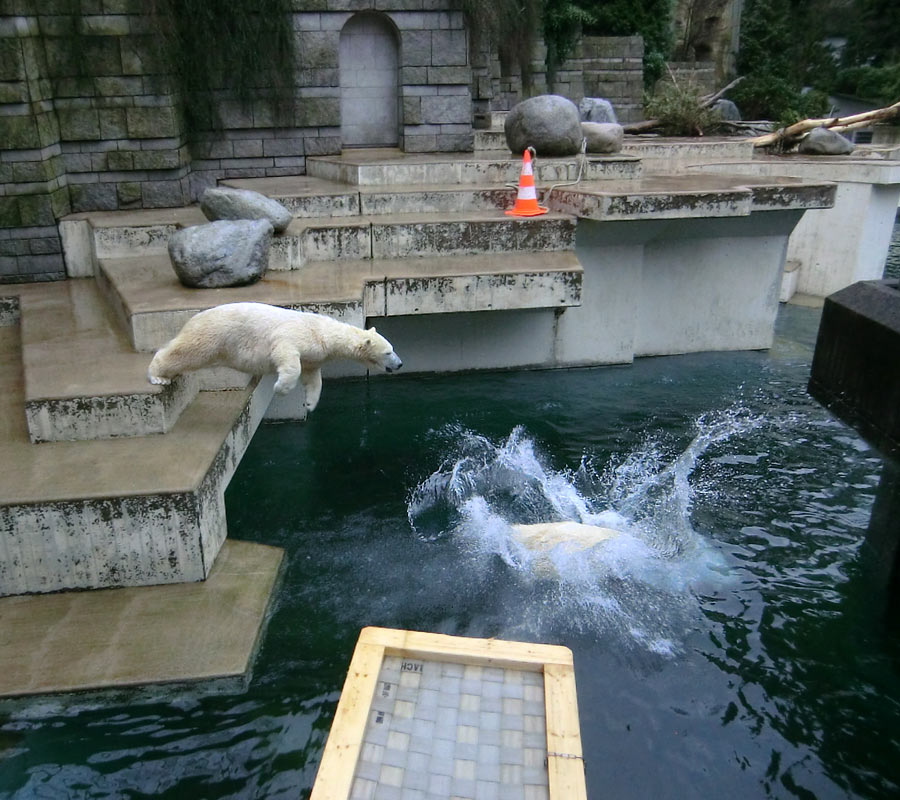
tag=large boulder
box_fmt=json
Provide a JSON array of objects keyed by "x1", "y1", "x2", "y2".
[
  {"x1": 578, "y1": 97, "x2": 618, "y2": 124},
  {"x1": 799, "y1": 127, "x2": 855, "y2": 155},
  {"x1": 168, "y1": 219, "x2": 273, "y2": 289},
  {"x1": 712, "y1": 98, "x2": 741, "y2": 121},
  {"x1": 505, "y1": 95, "x2": 583, "y2": 157},
  {"x1": 200, "y1": 186, "x2": 292, "y2": 233},
  {"x1": 582, "y1": 122, "x2": 624, "y2": 154}
]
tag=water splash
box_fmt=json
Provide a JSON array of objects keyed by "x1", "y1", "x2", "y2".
[{"x1": 408, "y1": 408, "x2": 765, "y2": 655}]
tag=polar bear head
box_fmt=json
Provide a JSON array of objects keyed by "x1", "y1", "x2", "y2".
[{"x1": 359, "y1": 327, "x2": 403, "y2": 373}]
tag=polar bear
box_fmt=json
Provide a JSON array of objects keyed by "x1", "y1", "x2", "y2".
[
  {"x1": 148, "y1": 302, "x2": 402, "y2": 412},
  {"x1": 508, "y1": 521, "x2": 622, "y2": 577},
  {"x1": 509, "y1": 521, "x2": 620, "y2": 554}
]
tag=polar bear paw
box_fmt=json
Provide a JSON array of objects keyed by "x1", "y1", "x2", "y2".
[{"x1": 148, "y1": 374, "x2": 171, "y2": 386}]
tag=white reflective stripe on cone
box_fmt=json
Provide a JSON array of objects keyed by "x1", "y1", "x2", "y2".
[{"x1": 518, "y1": 185, "x2": 537, "y2": 200}]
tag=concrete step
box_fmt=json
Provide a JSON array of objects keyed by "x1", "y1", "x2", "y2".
[
  {"x1": 227, "y1": 176, "x2": 520, "y2": 216},
  {"x1": 0, "y1": 317, "x2": 277, "y2": 596},
  {"x1": 474, "y1": 130, "x2": 509, "y2": 151},
  {"x1": 306, "y1": 150, "x2": 641, "y2": 185},
  {"x1": 85, "y1": 208, "x2": 577, "y2": 270},
  {"x1": 221, "y1": 175, "x2": 361, "y2": 218},
  {"x1": 98, "y1": 249, "x2": 583, "y2": 352},
  {"x1": 18, "y1": 280, "x2": 197, "y2": 443}
]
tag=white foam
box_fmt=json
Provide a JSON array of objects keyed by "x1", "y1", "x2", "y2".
[{"x1": 407, "y1": 412, "x2": 761, "y2": 655}]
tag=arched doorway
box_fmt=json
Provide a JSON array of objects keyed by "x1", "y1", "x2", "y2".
[{"x1": 339, "y1": 12, "x2": 400, "y2": 148}]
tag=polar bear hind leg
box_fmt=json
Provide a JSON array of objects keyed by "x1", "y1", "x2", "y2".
[
  {"x1": 148, "y1": 339, "x2": 211, "y2": 385},
  {"x1": 300, "y1": 367, "x2": 323, "y2": 412}
]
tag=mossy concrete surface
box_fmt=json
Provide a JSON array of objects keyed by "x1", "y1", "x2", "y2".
[{"x1": 0, "y1": 539, "x2": 283, "y2": 698}]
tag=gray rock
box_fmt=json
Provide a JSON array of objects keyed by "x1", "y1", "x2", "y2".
[
  {"x1": 200, "y1": 186, "x2": 292, "y2": 233},
  {"x1": 712, "y1": 98, "x2": 741, "y2": 121},
  {"x1": 168, "y1": 219, "x2": 273, "y2": 289},
  {"x1": 582, "y1": 122, "x2": 624, "y2": 154},
  {"x1": 578, "y1": 97, "x2": 618, "y2": 124},
  {"x1": 505, "y1": 95, "x2": 584, "y2": 157},
  {"x1": 798, "y1": 127, "x2": 855, "y2": 155}
]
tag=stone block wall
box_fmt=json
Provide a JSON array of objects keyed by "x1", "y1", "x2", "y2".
[
  {"x1": 581, "y1": 37, "x2": 644, "y2": 124},
  {"x1": 1, "y1": 1, "x2": 479, "y2": 284},
  {"x1": 1, "y1": 14, "x2": 68, "y2": 282},
  {"x1": 661, "y1": 61, "x2": 717, "y2": 94},
  {"x1": 471, "y1": 34, "x2": 643, "y2": 124}
]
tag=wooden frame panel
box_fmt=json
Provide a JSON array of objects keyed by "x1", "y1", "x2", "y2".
[{"x1": 311, "y1": 626, "x2": 587, "y2": 800}]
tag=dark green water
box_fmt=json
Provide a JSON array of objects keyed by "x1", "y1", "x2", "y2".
[{"x1": 2, "y1": 299, "x2": 900, "y2": 799}]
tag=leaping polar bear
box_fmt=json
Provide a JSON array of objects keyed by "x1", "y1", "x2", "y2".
[{"x1": 148, "y1": 302, "x2": 402, "y2": 413}]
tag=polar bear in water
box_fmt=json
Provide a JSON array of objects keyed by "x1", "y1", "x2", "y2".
[
  {"x1": 148, "y1": 302, "x2": 402, "y2": 413},
  {"x1": 509, "y1": 521, "x2": 620, "y2": 554},
  {"x1": 508, "y1": 521, "x2": 622, "y2": 575}
]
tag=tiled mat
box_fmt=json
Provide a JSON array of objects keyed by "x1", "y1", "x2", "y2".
[
  {"x1": 311, "y1": 628, "x2": 585, "y2": 800},
  {"x1": 352, "y1": 656, "x2": 549, "y2": 799}
]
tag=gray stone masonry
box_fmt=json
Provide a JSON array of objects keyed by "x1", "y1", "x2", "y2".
[{"x1": 2, "y1": 3, "x2": 645, "y2": 281}]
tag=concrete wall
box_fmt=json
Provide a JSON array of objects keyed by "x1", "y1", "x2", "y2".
[{"x1": 371, "y1": 210, "x2": 804, "y2": 374}]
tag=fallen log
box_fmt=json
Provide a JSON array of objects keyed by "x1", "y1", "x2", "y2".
[{"x1": 747, "y1": 100, "x2": 900, "y2": 148}]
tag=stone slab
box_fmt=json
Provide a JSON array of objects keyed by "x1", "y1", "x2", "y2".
[
  {"x1": 17, "y1": 280, "x2": 197, "y2": 441},
  {"x1": 0, "y1": 539, "x2": 283, "y2": 697},
  {"x1": 546, "y1": 174, "x2": 835, "y2": 222},
  {"x1": 305, "y1": 149, "x2": 641, "y2": 186}
]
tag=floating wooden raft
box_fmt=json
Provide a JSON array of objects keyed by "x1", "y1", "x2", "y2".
[{"x1": 311, "y1": 627, "x2": 587, "y2": 800}]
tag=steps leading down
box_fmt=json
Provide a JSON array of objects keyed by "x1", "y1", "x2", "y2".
[
  {"x1": 0, "y1": 298, "x2": 276, "y2": 596},
  {"x1": 19, "y1": 280, "x2": 197, "y2": 443}
]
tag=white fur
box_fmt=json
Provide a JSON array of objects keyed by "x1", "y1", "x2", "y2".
[
  {"x1": 510, "y1": 521, "x2": 620, "y2": 554},
  {"x1": 509, "y1": 521, "x2": 621, "y2": 577},
  {"x1": 148, "y1": 302, "x2": 402, "y2": 413}
]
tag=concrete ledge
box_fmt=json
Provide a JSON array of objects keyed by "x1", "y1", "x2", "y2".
[
  {"x1": 546, "y1": 175, "x2": 835, "y2": 222},
  {"x1": 97, "y1": 251, "x2": 583, "y2": 352},
  {"x1": 0, "y1": 361, "x2": 277, "y2": 594},
  {"x1": 621, "y1": 136, "x2": 755, "y2": 171},
  {"x1": 690, "y1": 157, "x2": 900, "y2": 297},
  {"x1": 0, "y1": 539, "x2": 284, "y2": 697},
  {"x1": 306, "y1": 151, "x2": 641, "y2": 185},
  {"x1": 18, "y1": 281, "x2": 199, "y2": 442}
]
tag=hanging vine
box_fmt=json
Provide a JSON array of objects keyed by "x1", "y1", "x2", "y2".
[
  {"x1": 147, "y1": 0, "x2": 297, "y2": 136},
  {"x1": 458, "y1": 0, "x2": 542, "y2": 91}
]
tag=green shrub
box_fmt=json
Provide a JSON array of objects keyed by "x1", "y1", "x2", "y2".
[
  {"x1": 644, "y1": 81, "x2": 722, "y2": 135},
  {"x1": 728, "y1": 74, "x2": 830, "y2": 121},
  {"x1": 833, "y1": 65, "x2": 900, "y2": 105}
]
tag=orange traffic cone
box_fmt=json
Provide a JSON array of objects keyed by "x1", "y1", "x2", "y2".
[{"x1": 505, "y1": 149, "x2": 548, "y2": 217}]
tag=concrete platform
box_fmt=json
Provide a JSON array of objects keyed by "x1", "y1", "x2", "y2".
[
  {"x1": 17, "y1": 280, "x2": 197, "y2": 442},
  {"x1": 98, "y1": 250, "x2": 583, "y2": 352},
  {"x1": 0, "y1": 539, "x2": 283, "y2": 697},
  {"x1": 691, "y1": 156, "x2": 900, "y2": 297},
  {"x1": 0, "y1": 317, "x2": 279, "y2": 595},
  {"x1": 546, "y1": 173, "x2": 835, "y2": 221}
]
